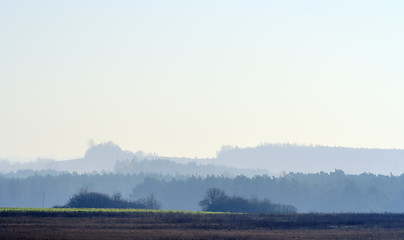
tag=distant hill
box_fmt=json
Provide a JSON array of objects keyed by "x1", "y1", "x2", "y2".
[
  {"x1": 1, "y1": 142, "x2": 404, "y2": 175},
  {"x1": 216, "y1": 144, "x2": 404, "y2": 175},
  {"x1": 0, "y1": 142, "x2": 267, "y2": 176},
  {"x1": 0, "y1": 142, "x2": 132, "y2": 173}
]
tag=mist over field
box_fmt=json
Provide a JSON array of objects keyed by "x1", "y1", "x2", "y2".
[{"x1": 1, "y1": 142, "x2": 404, "y2": 213}]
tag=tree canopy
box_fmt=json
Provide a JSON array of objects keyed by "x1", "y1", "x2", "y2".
[
  {"x1": 63, "y1": 189, "x2": 160, "y2": 209},
  {"x1": 199, "y1": 188, "x2": 296, "y2": 213}
]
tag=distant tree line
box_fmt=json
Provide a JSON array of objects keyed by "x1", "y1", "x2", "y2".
[
  {"x1": 131, "y1": 171, "x2": 404, "y2": 212},
  {"x1": 0, "y1": 172, "x2": 173, "y2": 208},
  {"x1": 3, "y1": 170, "x2": 404, "y2": 212}
]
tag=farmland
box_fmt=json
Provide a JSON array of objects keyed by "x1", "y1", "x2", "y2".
[{"x1": 2, "y1": 209, "x2": 404, "y2": 239}]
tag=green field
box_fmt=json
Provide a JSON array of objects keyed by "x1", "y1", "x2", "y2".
[
  {"x1": 2, "y1": 208, "x2": 404, "y2": 239},
  {"x1": 0, "y1": 207, "x2": 210, "y2": 214}
]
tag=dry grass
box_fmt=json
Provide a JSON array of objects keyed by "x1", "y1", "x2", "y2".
[{"x1": 1, "y1": 210, "x2": 404, "y2": 239}]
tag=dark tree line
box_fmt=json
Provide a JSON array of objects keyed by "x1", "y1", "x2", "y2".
[
  {"x1": 61, "y1": 188, "x2": 161, "y2": 209},
  {"x1": 60, "y1": 187, "x2": 294, "y2": 213},
  {"x1": 199, "y1": 188, "x2": 296, "y2": 213}
]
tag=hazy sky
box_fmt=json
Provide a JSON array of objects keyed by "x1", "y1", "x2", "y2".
[{"x1": 1, "y1": 0, "x2": 403, "y2": 161}]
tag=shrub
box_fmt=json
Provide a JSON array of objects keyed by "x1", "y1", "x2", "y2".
[
  {"x1": 63, "y1": 189, "x2": 147, "y2": 209},
  {"x1": 199, "y1": 188, "x2": 297, "y2": 213}
]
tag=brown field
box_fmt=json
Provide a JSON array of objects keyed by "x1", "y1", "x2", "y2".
[{"x1": 2, "y1": 210, "x2": 404, "y2": 239}]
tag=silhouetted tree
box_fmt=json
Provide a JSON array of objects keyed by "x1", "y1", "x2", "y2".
[{"x1": 199, "y1": 188, "x2": 226, "y2": 211}]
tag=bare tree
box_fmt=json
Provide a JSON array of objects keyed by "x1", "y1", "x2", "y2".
[
  {"x1": 112, "y1": 192, "x2": 122, "y2": 201},
  {"x1": 142, "y1": 193, "x2": 161, "y2": 210}
]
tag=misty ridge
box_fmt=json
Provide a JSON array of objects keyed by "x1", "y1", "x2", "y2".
[
  {"x1": 217, "y1": 144, "x2": 404, "y2": 175},
  {"x1": 2, "y1": 141, "x2": 404, "y2": 176},
  {"x1": 0, "y1": 142, "x2": 267, "y2": 177}
]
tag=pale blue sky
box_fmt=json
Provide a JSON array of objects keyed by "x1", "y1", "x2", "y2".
[{"x1": 1, "y1": 0, "x2": 403, "y2": 160}]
